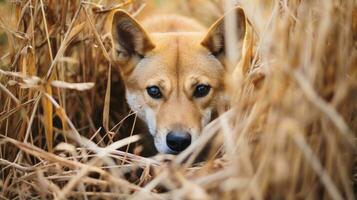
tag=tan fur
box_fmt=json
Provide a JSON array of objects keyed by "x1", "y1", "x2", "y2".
[{"x1": 111, "y1": 7, "x2": 247, "y2": 154}]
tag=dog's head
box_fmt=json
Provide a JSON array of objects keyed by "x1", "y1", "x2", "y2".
[{"x1": 111, "y1": 7, "x2": 247, "y2": 154}]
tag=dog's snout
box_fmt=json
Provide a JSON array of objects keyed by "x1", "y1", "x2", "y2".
[{"x1": 166, "y1": 131, "x2": 191, "y2": 152}]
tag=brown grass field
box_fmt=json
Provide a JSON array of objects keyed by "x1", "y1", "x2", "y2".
[{"x1": 0, "y1": 0, "x2": 356, "y2": 199}]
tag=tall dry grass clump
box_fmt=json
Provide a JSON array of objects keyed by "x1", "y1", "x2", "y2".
[{"x1": 0, "y1": 0, "x2": 356, "y2": 199}]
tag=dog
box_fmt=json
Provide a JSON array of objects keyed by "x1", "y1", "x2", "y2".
[{"x1": 110, "y1": 6, "x2": 249, "y2": 155}]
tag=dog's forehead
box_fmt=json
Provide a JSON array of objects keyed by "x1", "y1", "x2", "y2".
[{"x1": 128, "y1": 34, "x2": 224, "y2": 89}]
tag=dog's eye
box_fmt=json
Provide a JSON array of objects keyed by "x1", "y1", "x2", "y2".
[
  {"x1": 193, "y1": 84, "x2": 211, "y2": 98},
  {"x1": 146, "y1": 86, "x2": 162, "y2": 99}
]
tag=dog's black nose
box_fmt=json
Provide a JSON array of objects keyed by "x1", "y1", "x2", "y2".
[{"x1": 166, "y1": 131, "x2": 191, "y2": 152}]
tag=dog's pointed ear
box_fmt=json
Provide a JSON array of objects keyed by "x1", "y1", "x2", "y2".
[
  {"x1": 111, "y1": 10, "x2": 155, "y2": 64},
  {"x1": 201, "y1": 7, "x2": 246, "y2": 60}
]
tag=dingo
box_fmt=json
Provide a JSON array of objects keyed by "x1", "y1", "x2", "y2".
[{"x1": 111, "y1": 7, "x2": 247, "y2": 154}]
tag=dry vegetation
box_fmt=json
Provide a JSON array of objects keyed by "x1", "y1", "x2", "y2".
[{"x1": 0, "y1": 0, "x2": 356, "y2": 199}]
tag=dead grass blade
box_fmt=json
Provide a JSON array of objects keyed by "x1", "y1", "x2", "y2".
[{"x1": 41, "y1": 83, "x2": 53, "y2": 152}]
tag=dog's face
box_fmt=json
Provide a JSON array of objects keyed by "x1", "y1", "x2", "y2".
[
  {"x1": 111, "y1": 8, "x2": 246, "y2": 154},
  {"x1": 123, "y1": 34, "x2": 225, "y2": 154}
]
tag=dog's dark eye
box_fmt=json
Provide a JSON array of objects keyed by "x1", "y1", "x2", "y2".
[
  {"x1": 146, "y1": 86, "x2": 162, "y2": 99},
  {"x1": 193, "y1": 84, "x2": 211, "y2": 98}
]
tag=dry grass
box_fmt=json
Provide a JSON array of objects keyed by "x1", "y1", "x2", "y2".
[{"x1": 0, "y1": 0, "x2": 356, "y2": 199}]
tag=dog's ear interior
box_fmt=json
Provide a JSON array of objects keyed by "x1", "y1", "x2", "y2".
[
  {"x1": 111, "y1": 10, "x2": 155, "y2": 64},
  {"x1": 201, "y1": 7, "x2": 246, "y2": 60}
]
